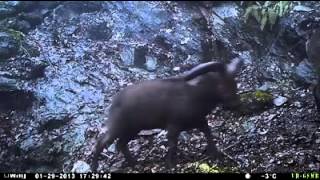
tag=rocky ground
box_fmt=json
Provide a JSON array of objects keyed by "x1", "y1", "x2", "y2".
[{"x1": 0, "y1": 1, "x2": 319, "y2": 173}]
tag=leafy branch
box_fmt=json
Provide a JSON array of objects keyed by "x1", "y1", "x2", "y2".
[
  {"x1": 6, "y1": 28, "x2": 31, "y2": 57},
  {"x1": 244, "y1": 1, "x2": 293, "y2": 31}
]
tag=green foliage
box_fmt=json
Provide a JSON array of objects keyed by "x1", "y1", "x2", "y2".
[
  {"x1": 6, "y1": 28, "x2": 31, "y2": 57},
  {"x1": 6, "y1": 28, "x2": 25, "y2": 42},
  {"x1": 244, "y1": 1, "x2": 293, "y2": 31},
  {"x1": 191, "y1": 162, "x2": 225, "y2": 173}
]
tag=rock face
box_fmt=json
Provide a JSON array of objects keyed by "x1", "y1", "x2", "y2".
[{"x1": 0, "y1": 1, "x2": 19, "y2": 20}]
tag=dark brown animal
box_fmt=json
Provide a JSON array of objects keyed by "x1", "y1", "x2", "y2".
[
  {"x1": 306, "y1": 28, "x2": 320, "y2": 112},
  {"x1": 91, "y1": 57, "x2": 243, "y2": 171}
]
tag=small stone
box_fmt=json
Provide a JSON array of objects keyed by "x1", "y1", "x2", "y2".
[
  {"x1": 257, "y1": 128, "x2": 268, "y2": 135},
  {"x1": 179, "y1": 131, "x2": 190, "y2": 141},
  {"x1": 273, "y1": 96, "x2": 288, "y2": 106},
  {"x1": 257, "y1": 83, "x2": 270, "y2": 91},
  {"x1": 277, "y1": 160, "x2": 281, "y2": 165},
  {"x1": 308, "y1": 164, "x2": 316, "y2": 169},
  {"x1": 267, "y1": 114, "x2": 276, "y2": 121},
  {"x1": 173, "y1": 66, "x2": 180, "y2": 71},
  {"x1": 156, "y1": 130, "x2": 167, "y2": 138},
  {"x1": 276, "y1": 135, "x2": 284, "y2": 141},
  {"x1": 107, "y1": 143, "x2": 116, "y2": 153},
  {"x1": 71, "y1": 160, "x2": 91, "y2": 173},
  {"x1": 160, "y1": 145, "x2": 166, "y2": 150},
  {"x1": 145, "y1": 56, "x2": 157, "y2": 71},
  {"x1": 293, "y1": 101, "x2": 302, "y2": 108},
  {"x1": 287, "y1": 159, "x2": 294, "y2": 164},
  {"x1": 316, "y1": 139, "x2": 320, "y2": 144},
  {"x1": 139, "y1": 129, "x2": 162, "y2": 136}
]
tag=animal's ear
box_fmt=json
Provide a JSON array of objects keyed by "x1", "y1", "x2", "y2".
[{"x1": 226, "y1": 57, "x2": 243, "y2": 77}]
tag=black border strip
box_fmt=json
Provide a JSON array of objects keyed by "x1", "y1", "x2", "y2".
[{"x1": 2, "y1": 173, "x2": 320, "y2": 180}]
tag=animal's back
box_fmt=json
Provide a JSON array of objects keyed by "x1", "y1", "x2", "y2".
[{"x1": 108, "y1": 79, "x2": 196, "y2": 132}]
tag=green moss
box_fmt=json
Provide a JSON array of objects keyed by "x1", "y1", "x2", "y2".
[
  {"x1": 191, "y1": 162, "x2": 237, "y2": 173},
  {"x1": 239, "y1": 90, "x2": 273, "y2": 114},
  {"x1": 240, "y1": 90, "x2": 273, "y2": 103},
  {"x1": 254, "y1": 90, "x2": 274, "y2": 102}
]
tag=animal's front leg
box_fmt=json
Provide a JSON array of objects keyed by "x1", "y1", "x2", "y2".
[
  {"x1": 91, "y1": 133, "x2": 115, "y2": 171},
  {"x1": 199, "y1": 123, "x2": 224, "y2": 160},
  {"x1": 166, "y1": 126, "x2": 179, "y2": 168}
]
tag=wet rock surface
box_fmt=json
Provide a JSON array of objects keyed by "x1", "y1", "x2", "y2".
[
  {"x1": 0, "y1": 31, "x2": 19, "y2": 60},
  {"x1": 0, "y1": 1, "x2": 320, "y2": 173}
]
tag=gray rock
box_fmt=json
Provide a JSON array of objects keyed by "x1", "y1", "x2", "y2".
[
  {"x1": 18, "y1": 12, "x2": 44, "y2": 27},
  {"x1": 0, "y1": 32, "x2": 19, "y2": 60},
  {"x1": 88, "y1": 23, "x2": 112, "y2": 41},
  {"x1": 179, "y1": 131, "x2": 191, "y2": 141},
  {"x1": 0, "y1": 1, "x2": 19, "y2": 20},
  {"x1": 293, "y1": 5, "x2": 313, "y2": 12},
  {"x1": 273, "y1": 96, "x2": 288, "y2": 106},
  {"x1": 107, "y1": 143, "x2": 116, "y2": 153},
  {"x1": 0, "y1": 77, "x2": 17, "y2": 91},
  {"x1": 20, "y1": 137, "x2": 40, "y2": 152},
  {"x1": 293, "y1": 60, "x2": 318, "y2": 85},
  {"x1": 71, "y1": 160, "x2": 91, "y2": 173},
  {"x1": 138, "y1": 129, "x2": 162, "y2": 136},
  {"x1": 120, "y1": 46, "x2": 135, "y2": 66},
  {"x1": 173, "y1": 66, "x2": 181, "y2": 71},
  {"x1": 13, "y1": 19, "x2": 32, "y2": 33},
  {"x1": 145, "y1": 56, "x2": 157, "y2": 71},
  {"x1": 257, "y1": 83, "x2": 271, "y2": 91},
  {"x1": 293, "y1": 101, "x2": 302, "y2": 108}
]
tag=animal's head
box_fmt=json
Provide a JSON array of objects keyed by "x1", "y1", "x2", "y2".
[{"x1": 183, "y1": 57, "x2": 243, "y2": 109}]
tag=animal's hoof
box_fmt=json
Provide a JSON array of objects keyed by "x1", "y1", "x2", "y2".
[
  {"x1": 166, "y1": 162, "x2": 176, "y2": 169},
  {"x1": 126, "y1": 159, "x2": 138, "y2": 167},
  {"x1": 91, "y1": 163, "x2": 98, "y2": 172},
  {"x1": 205, "y1": 147, "x2": 225, "y2": 160},
  {"x1": 165, "y1": 158, "x2": 177, "y2": 169}
]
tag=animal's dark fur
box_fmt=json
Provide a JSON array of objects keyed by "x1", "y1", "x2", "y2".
[{"x1": 91, "y1": 58, "x2": 243, "y2": 171}]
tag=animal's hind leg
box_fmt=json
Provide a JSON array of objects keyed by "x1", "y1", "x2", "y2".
[
  {"x1": 313, "y1": 83, "x2": 320, "y2": 113},
  {"x1": 116, "y1": 137, "x2": 137, "y2": 166},
  {"x1": 91, "y1": 133, "x2": 115, "y2": 171}
]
